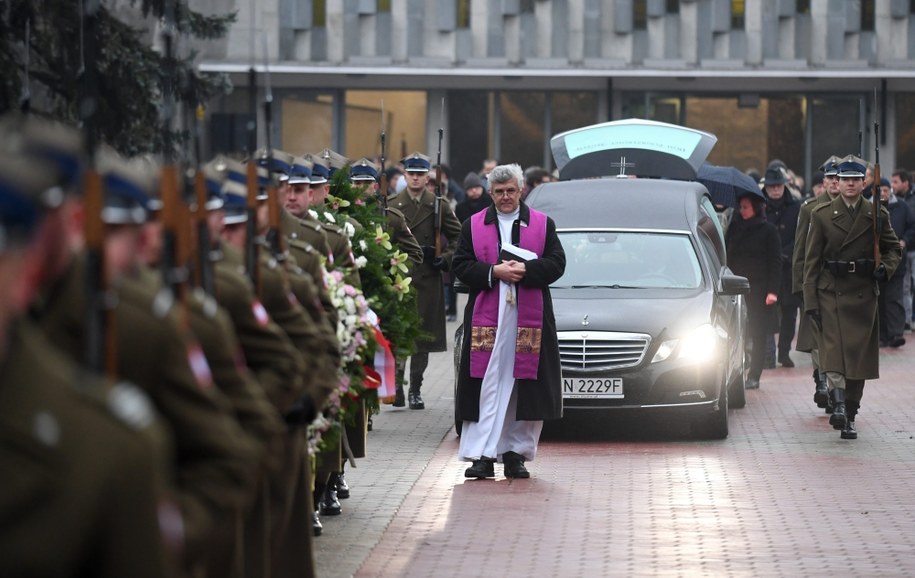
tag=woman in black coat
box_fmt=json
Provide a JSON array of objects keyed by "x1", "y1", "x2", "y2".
[{"x1": 726, "y1": 193, "x2": 782, "y2": 389}]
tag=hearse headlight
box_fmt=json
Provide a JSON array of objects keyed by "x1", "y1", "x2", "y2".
[{"x1": 652, "y1": 324, "x2": 719, "y2": 364}]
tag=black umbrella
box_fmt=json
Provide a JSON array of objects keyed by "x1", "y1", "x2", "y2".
[{"x1": 697, "y1": 163, "x2": 763, "y2": 208}]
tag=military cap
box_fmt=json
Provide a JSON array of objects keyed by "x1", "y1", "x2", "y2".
[
  {"x1": 836, "y1": 154, "x2": 867, "y2": 178},
  {"x1": 221, "y1": 180, "x2": 249, "y2": 225},
  {"x1": 95, "y1": 147, "x2": 151, "y2": 225},
  {"x1": 762, "y1": 166, "x2": 788, "y2": 186},
  {"x1": 305, "y1": 153, "x2": 330, "y2": 185},
  {"x1": 256, "y1": 148, "x2": 295, "y2": 181},
  {"x1": 402, "y1": 152, "x2": 431, "y2": 173},
  {"x1": 0, "y1": 114, "x2": 85, "y2": 191},
  {"x1": 288, "y1": 156, "x2": 314, "y2": 185},
  {"x1": 200, "y1": 158, "x2": 228, "y2": 211},
  {"x1": 317, "y1": 148, "x2": 349, "y2": 176},
  {"x1": 0, "y1": 155, "x2": 58, "y2": 250},
  {"x1": 349, "y1": 158, "x2": 379, "y2": 182},
  {"x1": 223, "y1": 158, "x2": 268, "y2": 201},
  {"x1": 124, "y1": 154, "x2": 165, "y2": 213},
  {"x1": 819, "y1": 155, "x2": 841, "y2": 177}
]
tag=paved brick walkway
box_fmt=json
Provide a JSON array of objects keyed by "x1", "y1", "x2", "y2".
[{"x1": 317, "y1": 310, "x2": 915, "y2": 577}]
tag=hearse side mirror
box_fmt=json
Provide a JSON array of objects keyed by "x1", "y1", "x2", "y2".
[{"x1": 719, "y1": 274, "x2": 750, "y2": 296}]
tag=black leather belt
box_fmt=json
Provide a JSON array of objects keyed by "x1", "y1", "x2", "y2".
[{"x1": 824, "y1": 259, "x2": 875, "y2": 277}]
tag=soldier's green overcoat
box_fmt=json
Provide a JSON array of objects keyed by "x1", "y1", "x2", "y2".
[
  {"x1": 792, "y1": 193, "x2": 833, "y2": 352},
  {"x1": 0, "y1": 320, "x2": 174, "y2": 578},
  {"x1": 388, "y1": 189, "x2": 462, "y2": 352},
  {"x1": 803, "y1": 196, "x2": 902, "y2": 379}
]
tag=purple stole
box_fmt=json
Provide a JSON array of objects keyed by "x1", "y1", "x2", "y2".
[{"x1": 469, "y1": 208, "x2": 547, "y2": 380}]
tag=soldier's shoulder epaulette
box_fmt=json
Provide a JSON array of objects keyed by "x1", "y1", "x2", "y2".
[
  {"x1": 810, "y1": 201, "x2": 833, "y2": 214},
  {"x1": 319, "y1": 221, "x2": 344, "y2": 235},
  {"x1": 288, "y1": 237, "x2": 318, "y2": 254},
  {"x1": 191, "y1": 287, "x2": 220, "y2": 319},
  {"x1": 801, "y1": 196, "x2": 818, "y2": 207},
  {"x1": 214, "y1": 260, "x2": 255, "y2": 293},
  {"x1": 386, "y1": 206, "x2": 406, "y2": 219}
]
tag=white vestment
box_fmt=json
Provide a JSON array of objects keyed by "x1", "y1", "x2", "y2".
[{"x1": 458, "y1": 209, "x2": 543, "y2": 463}]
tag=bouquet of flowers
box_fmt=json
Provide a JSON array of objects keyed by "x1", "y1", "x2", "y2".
[
  {"x1": 318, "y1": 171, "x2": 424, "y2": 398},
  {"x1": 307, "y1": 267, "x2": 376, "y2": 455}
]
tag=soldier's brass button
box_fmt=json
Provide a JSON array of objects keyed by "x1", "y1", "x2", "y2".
[{"x1": 33, "y1": 411, "x2": 60, "y2": 446}]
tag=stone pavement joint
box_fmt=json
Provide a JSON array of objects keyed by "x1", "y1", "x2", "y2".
[{"x1": 317, "y1": 305, "x2": 915, "y2": 577}]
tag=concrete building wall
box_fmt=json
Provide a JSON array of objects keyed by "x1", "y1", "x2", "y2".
[{"x1": 197, "y1": 0, "x2": 915, "y2": 71}]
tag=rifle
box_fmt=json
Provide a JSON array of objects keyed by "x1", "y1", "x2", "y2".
[
  {"x1": 80, "y1": 0, "x2": 115, "y2": 377},
  {"x1": 873, "y1": 90, "x2": 882, "y2": 268},
  {"x1": 378, "y1": 101, "x2": 388, "y2": 214},
  {"x1": 261, "y1": 34, "x2": 287, "y2": 271},
  {"x1": 158, "y1": 0, "x2": 189, "y2": 322},
  {"x1": 20, "y1": 17, "x2": 30, "y2": 113},
  {"x1": 193, "y1": 104, "x2": 214, "y2": 294},
  {"x1": 433, "y1": 98, "x2": 444, "y2": 257},
  {"x1": 244, "y1": 49, "x2": 261, "y2": 295}
]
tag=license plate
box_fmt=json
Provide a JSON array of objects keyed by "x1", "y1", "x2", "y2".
[{"x1": 562, "y1": 377, "x2": 623, "y2": 398}]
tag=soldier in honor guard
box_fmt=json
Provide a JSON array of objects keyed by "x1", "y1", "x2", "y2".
[
  {"x1": 388, "y1": 152, "x2": 463, "y2": 409},
  {"x1": 351, "y1": 157, "x2": 423, "y2": 264},
  {"x1": 201, "y1": 158, "x2": 329, "y2": 577},
  {"x1": 306, "y1": 150, "x2": 361, "y2": 285},
  {"x1": 219, "y1": 172, "x2": 336, "y2": 577},
  {"x1": 0, "y1": 127, "x2": 175, "y2": 578},
  {"x1": 803, "y1": 155, "x2": 902, "y2": 439},
  {"x1": 793, "y1": 156, "x2": 842, "y2": 413},
  {"x1": 133, "y1": 158, "x2": 286, "y2": 578},
  {"x1": 29, "y1": 145, "x2": 263, "y2": 575},
  {"x1": 283, "y1": 155, "x2": 334, "y2": 259}
]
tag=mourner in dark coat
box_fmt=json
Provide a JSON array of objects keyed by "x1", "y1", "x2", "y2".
[
  {"x1": 803, "y1": 157, "x2": 902, "y2": 440},
  {"x1": 763, "y1": 167, "x2": 801, "y2": 367},
  {"x1": 453, "y1": 163, "x2": 565, "y2": 480},
  {"x1": 876, "y1": 178, "x2": 915, "y2": 347},
  {"x1": 726, "y1": 193, "x2": 781, "y2": 390}
]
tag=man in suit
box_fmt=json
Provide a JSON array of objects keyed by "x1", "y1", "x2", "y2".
[{"x1": 388, "y1": 152, "x2": 462, "y2": 409}]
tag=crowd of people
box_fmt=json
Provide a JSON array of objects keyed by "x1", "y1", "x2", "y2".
[
  {"x1": 724, "y1": 154, "x2": 910, "y2": 439},
  {"x1": 5, "y1": 98, "x2": 906, "y2": 578}
]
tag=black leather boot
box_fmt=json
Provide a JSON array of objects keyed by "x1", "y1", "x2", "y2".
[
  {"x1": 842, "y1": 402, "x2": 859, "y2": 439},
  {"x1": 408, "y1": 385, "x2": 425, "y2": 410},
  {"x1": 313, "y1": 510, "x2": 323, "y2": 536},
  {"x1": 334, "y1": 472, "x2": 350, "y2": 499},
  {"x1": 813, "y1": 370, "x2": 829, "y2": 408},
  {"x1": 393, "y1": 385, "x2": 405, "y2": 407},
  {"x1": 829, "y1": 388, "x2": 847, "y2": 430},
  {"x1": 319, "y1": 482, "x2": 342, "y2": 516}
]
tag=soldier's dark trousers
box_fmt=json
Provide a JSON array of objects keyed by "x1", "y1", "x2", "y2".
[
  {"x1": 878, "y1": 272, "x2": 906, "y2": 341},
  {"x1": 409, "y1": 351, "x2": 430, "y2": 391},
  {"x1": 846, "y1": 379, "x2": 865, "y2": 414},
  {"x1": 777, "y1": 292, "x2": 800, "y2": 357}
]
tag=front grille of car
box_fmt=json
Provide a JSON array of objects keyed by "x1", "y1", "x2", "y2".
[{"x1": 558, "y1": 331, "x2": 651, "y2": 371}]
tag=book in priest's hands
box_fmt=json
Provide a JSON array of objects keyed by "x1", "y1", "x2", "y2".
[{"x1": 499, "y1": 243, "x2": 537, "y2": 263}]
